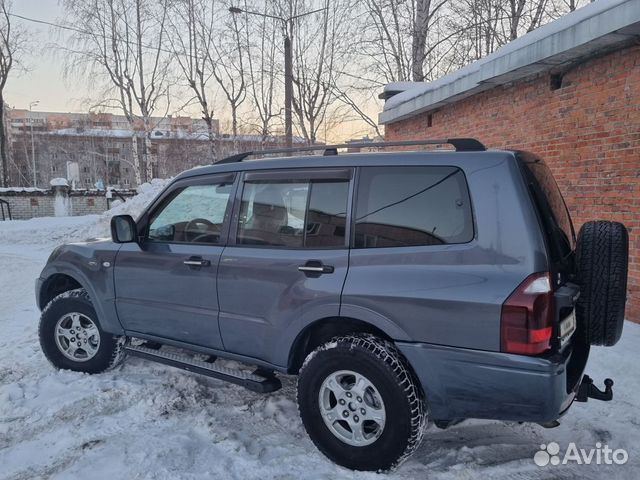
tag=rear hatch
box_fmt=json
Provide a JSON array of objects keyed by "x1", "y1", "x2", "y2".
[{"x1": 516, "y1": 152, "x2": 579, "y2": 353}]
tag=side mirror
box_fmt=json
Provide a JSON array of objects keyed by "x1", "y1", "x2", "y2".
[{"x1": 110, "y1": 215, "x2": 137, "y2": 243}]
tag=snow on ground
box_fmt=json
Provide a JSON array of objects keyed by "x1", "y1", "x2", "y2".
[{"x1": 1, "y1": 186, "x2": 639, "y2": 479}]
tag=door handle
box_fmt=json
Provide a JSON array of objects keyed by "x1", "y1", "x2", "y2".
[
  {"x1": 298, "y1": 260, "x2": 334, "y2": 275},
  {"x1": 184, "y1": 256, "x2": 211, "y2": 267}
]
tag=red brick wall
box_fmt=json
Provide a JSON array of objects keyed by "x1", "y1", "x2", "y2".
[{"x1": 385, "y1": 45, "x2": 640, "y2": 322}]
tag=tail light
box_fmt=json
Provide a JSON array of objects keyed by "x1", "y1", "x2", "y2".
[{"x1": 501, "y1": 272, "x2": 554, "y2": 355}]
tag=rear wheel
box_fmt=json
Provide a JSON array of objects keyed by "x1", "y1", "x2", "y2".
[
  {"x1": 575, "y1": 221, "x2": 628, "y2": 346},
  {"x1": 297, "y1": 334, "x2": 426, "y2": 471},
  {"x1": 39, "y1": 288, "x2": 125, "y2": 373}
]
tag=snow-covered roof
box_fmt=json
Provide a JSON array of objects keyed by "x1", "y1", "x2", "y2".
[
  {"x1": 43, "y1": 127, "x2": 308, "y2": 144},
  {"x1": 379, "y1": 0, "x2": 640, "y2": 124},
  {"x1": 0, "y1": 187, "x2": 47, "y2": 193}
]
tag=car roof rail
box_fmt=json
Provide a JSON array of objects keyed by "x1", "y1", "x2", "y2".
[{"x1": 215, "y1": 138, "x2": 486, "y2": 164}]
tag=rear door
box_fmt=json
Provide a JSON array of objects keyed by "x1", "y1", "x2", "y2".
[
  {"x1": 217, "y1": 168, "x2": 352, "y2": 365},
  {"x1": 114, "y1": 173, "x2": 236, "y2": 349},
  {"x1": 341, "y1": 165, "x2": 483, "y2": 348},
  {"x1": 517, "y1": 152, "x2": 579, "y2": 349}
]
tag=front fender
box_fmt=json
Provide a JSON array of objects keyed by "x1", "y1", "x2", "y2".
[{"x1": 39, "y1": 241, "x2": 124, "y2": 335}]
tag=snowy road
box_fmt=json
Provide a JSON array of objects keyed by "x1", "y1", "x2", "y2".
[{"x1": 1, "y1": 212, "x2": 639, "y2": 479}]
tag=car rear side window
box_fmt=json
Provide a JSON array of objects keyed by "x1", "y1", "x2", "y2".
[
  {"x1": 237, "y1": 180, "x2": 349, "y2": 248},
  {"x1": 354, "y1": 166, "x2": 473, "y2": 248},
  {"x1": 519, "y1": 153, "x2": 575, "y2": 261}
]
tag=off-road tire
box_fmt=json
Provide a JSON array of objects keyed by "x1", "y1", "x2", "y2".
[
  {"x1": 39, "y1": 288, "x2": 125, "y2": 373},
  {"x1": 297, "y1": 334, "x2": 426, "y2": 471},
  {"x1": 575, "y1": 221, "x2": 628, "y2": 346}
]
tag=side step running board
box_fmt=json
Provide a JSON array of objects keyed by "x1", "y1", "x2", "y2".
[{"x1": 125, "y1": 344, "x2": 282, "y2": 393}]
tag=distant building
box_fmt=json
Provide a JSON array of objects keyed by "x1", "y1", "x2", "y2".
[{"x1": 5, "y1": 109, "x2": 305, "y2": 189}]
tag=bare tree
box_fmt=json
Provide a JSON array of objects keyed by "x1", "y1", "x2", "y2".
[
  {"x1": 167, "y1": 0, "x2": 219, "y2": 161},
  {"x1": 446, "y1": 0, "x2": 504, "y2": 62},
  {"x1": 287, "y1": 0, "x2": 352, "y2": 145},
  {"x1": 209, "y1": 3, "x2": 247, "y2": 151},
  {"x1": 61, "y1": 0, "x2": 172, "y2": 183},
  {"x1": 563, "y1": 0, "x2": 579, "y2": 11},
  {"x1": 359, "y1": 0, "x2": 454, "y2": 84},
  {"x1": 332, "y1": 87, "x2": 382, "y2": 138},
  {"x1": 411, "y1": 0, "x2": 451, "y2": 81},
  {"x1": 243, "y1": 2, "x2": 281, "y2": 147},
  {"x1": 450, "y1": 0, "x2": 584, "y2": 61},
  {"x1": 504, "y1": 0, "x2": 549, "y2": 41},
  {"x1": 320, "y1": 0, "x2": 588, "y2": 141},
  {"x1": 325, "y1": 0, "x2": 456, "y2": 138},
  {"x1": 0, "y1": 0, "x2": 26, "y2": 187}
]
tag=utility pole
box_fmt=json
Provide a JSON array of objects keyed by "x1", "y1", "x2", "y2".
[
  {"x1": 284, "y1": 34, "x2": 292, "y2": 149},
  {"x1": 229, "y1": 5, "x2": 326, "y2": 151},
  {"x1": 29, "y1": 100, "x2": 39, "y2": 187}
]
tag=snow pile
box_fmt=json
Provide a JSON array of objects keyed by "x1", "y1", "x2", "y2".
[
  {"x1": 79, "y1": 178, "x2": 170, "y2": 240},
  {"x1": 53, "y1": 183, "x2": 72, "y2": 217},
  {"x1": 0, "y1": 215, "x2": 101, "y2": 247},
  {"x1": 49, "y1": 178, "x2": 69, "y2": 187}
]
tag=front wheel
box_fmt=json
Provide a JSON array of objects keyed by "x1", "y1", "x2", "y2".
[
  {"x1": 297, "y1": 334, "x2": 427, "y2": 471},
  {"x1": 39, "y1": 288, "x2": 124, "y2": 374}
]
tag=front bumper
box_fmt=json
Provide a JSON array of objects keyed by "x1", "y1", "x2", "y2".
[{"x1": 397, "y1": 340, "x2": 588, "y2": 422}]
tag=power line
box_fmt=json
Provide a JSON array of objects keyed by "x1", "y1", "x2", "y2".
[
  {"x1": 9, "y1": 12, "x2": 91, "y2": 36},
  {"x1": 8, "y1": 12, "x2": 172, "y2": 55}
]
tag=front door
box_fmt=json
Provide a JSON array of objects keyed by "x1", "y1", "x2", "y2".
[
  {"x1": 114, "y1": 173, "x2": 236, "y2": 349},
  {"x1": 217, "y1": 168, "x2": 352, "y2": 366}
]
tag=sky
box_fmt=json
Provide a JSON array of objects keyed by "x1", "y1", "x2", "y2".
[
  {"x1": 3, "y1": 1, "x2": 380, "y2": 142},
  {"x1": 4, "y1": 0, "x2": 93, "y2": 113}
]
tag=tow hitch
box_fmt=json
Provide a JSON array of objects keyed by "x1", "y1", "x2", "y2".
[{"x1": 575, "y1": 375, "x2": 613, "y2": 402}]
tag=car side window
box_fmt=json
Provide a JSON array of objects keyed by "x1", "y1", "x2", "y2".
[
  {"x1": 354, "y1": 166, "x2": 473, "y2": 248},
  {"x1": 148, "y1": 183, "x2": 233, "y2": 244},
  {"x1": 237, "y1": 179, "x2": 349, "y2": 248}
]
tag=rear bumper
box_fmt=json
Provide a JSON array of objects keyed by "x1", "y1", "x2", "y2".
[{"x1": 396, "y1": 340, "x2": 588, "y2": 422}]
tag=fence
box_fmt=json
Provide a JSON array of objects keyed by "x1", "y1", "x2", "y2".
[{"x1": 0, "y1": 186, "x2": 136, "y2": 221}]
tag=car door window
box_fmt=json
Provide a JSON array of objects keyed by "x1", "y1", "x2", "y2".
[
  {"x1": 237, "y1": 180, "x2": 349, "y2": 248},
  {"x1": 148, "y1": 183, "x2": 233, "y2": 244},
  {"x1": 305, "y1": 181, "x2": 349, "y2": 248}
]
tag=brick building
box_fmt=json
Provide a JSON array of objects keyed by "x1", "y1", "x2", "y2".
[{"x1": 379, "y1": 0, "x2": 640, "y2": 321}]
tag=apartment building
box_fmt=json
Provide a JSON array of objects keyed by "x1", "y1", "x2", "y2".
[{"x1": 4, "y1": 109, "x2": 301, "y2": 189}]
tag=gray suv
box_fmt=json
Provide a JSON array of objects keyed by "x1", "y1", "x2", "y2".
[{"x1": 35, "y1": 139, "x2": 628, "y2": 471}]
